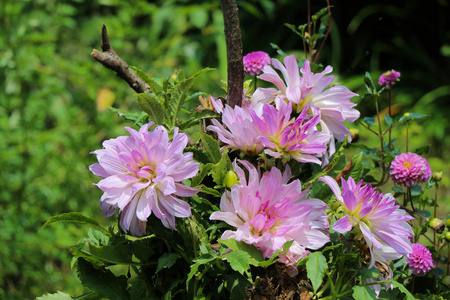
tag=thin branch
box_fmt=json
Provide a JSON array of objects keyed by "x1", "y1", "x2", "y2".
[
  {"x1": 220, "y1": 0, "x2": 244, "y2": 108},
  {"x1": 314, "y1": 0, "x2": 332, "y2": 63},
  {"x1": 91, "y1": 24, "x2": 151, "y2": 94}
]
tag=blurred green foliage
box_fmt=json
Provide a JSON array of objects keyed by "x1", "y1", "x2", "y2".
[{"x1": 0, "y1": 0, "x2": 449, "y2": 298}]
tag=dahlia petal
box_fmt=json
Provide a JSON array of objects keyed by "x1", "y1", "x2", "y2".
[{"x1": 332, "y1": 214, "x2": 353, "y2": 233}]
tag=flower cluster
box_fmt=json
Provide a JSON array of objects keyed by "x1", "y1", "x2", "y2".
[
  {"x1": 390, "y1": 152, "x2": 432, "y2": 187},
  {"x1": 243, "y1": 51, "x2": 271, "y2": 76},
  {"x1": 378, "y1": 70, "x2": 401, "y2": 87},
  {"x1": 406, "y1": 243, "x2": 434, "y2": 275},
  {"x1": 211, "y1": 161, "x2": 330, "y2": 271},
  {"x1": 90, "y1": 123, "x2": 200, "y2": 236}
]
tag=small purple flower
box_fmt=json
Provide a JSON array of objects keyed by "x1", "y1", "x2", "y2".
[
  {"x1": 390, "y1": 153, "x2": 432, "y2": 187},
  {"x1": 378, "y1": 70, "x2": 401, "y2": 87},
  {"x1": 319, "y1": 176, "x2": 414, "y2": 268},
  {"x1": 243, "y1": 51, "x2": 271, "y2": 76},
  {"x1": 251, "y1": 99, "x2": 331, "y2": 164},
  {"x1": 90, "y1": 123, "x2": 200, "y2": 236},
  {"x1": 211, "y1": 161, "x2": 330, "y2": 267},
  {"x1": 406, "y1": 243, "x2": 434, "y2": 275}
]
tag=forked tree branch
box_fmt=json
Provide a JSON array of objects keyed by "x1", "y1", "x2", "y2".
[
  {"x1": 91, "y1": 25, "x2": 151, "y2": 94},
  {"x1": 220, "y1": 0, "x2": 244, "y2": 108}
]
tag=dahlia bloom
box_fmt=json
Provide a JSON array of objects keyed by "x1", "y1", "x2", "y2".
[
  {"x1": 378, "y1": 70, "x2": 401, "y2": 88},
  {"x1": 243, "y1": 51, "x2": 271, "y2": 76},
  {"x1": 258, "y1": 54, "x2": 360, "y2": 153},
  {"x1": 390, "y1": 153, "x2": 432, "y2": 187},
  {"x1": 319, "y1": 176, "x2": 414, "y2": 268},
  {"x1": 211, "y1": 160, "x2": 330, "y2": 267},
  {"x1": 251, "y1": 99, "x2": 331, "y2": 164},
  {"x1": 207, "y1": 104, "x2": 265, "y2": 155},
  {"x1": 90, "y1": 123, "x2": 200, "y2": 236},
  {"x1": 406, "y1": 243, "x2": 433, "y2": 275}
]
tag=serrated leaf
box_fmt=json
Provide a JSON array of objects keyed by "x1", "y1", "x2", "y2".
[
  {"x1": 193, "y1": 253, "x2": 217, "y2": 264},
  {"x1": 219, "y1": 239, "x2": 264, "y2": 266},
  {"x1": 87, "y1": 228, "x2": 110, "y2": 246},
  {"x1": 179, "y1": 109, "x2": 219, "y2": 130},
  {"x1": 227, "y1": 273, "x2": 251, "y2": 300},
  {"x1": 39, "y1": 212, "x2": 109, "y2": 234},
  {"x1": 197, "y1": 184, "x2": 222, "y2": 197},
  {"x1": 305, "y1": 252, "x2": 328, "y2": 292},
  {"x1": 130, "y1": 66, "x2": 162, "y2": 95},
  {"x1": 384, "y1": 113, "x2": 393, "y2": 127},
  {"x1": 70, "y1": 241, "x2": 137, "y2": 265},
  {"x1": 391, "y1": 281, "x2": 416, "y2": 300},
  {"x1": 199, "y1": 132, "x2": 222, "y2": 164},
  {"x1": 212, "y1": 149, "x2": 232, "y2": 186},
  {"x1": 186, "y1": 262, "x2": 201, "y2": 290},
  {"x1": 136, "y1": 93, "x2": 165, "y2": 125},
  {"x1": 223, "y1": 250, "x2": 251, "y2": 276},
  {"x1": 36, "y1": 291, "x2": 73, "y2": 300},
  {"x1": 352, "y1": 286, "x2": 377, "y2": 299},
  {"x1": 155, "y1": 253, "x2": 180, "y2": 274},
  {"x1": 109, "y1": 107, "x2": 147, "y2": 125},
  {"x1": 77, "y1": 258, "x2": 130, "y2": 300}
]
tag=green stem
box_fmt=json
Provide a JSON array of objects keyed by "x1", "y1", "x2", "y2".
[
  {"x1": 388, "y1": 88, "x2": 392, "y2": 151},
  {"x1": 406, "y1": 121, "x2": 409, "y2": 152},
  {"x1": 253, "y1": 74, "x2": 257, "y2": 93},
  {"x1": 374, "y1": 96, "x2": 385, "y2": 172},
  {"x1": 434, "y1": 183, "x2": 438, "y2": 245}
]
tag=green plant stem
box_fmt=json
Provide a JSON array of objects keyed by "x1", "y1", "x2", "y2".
[
  {"x1": 314, "y1": 0, "x2": 332, "y2": 63},
  {"x1": 374, "y1": 96, "x2": 385, "y2": 172},
  {"x1": 358, "y1": 120, "x2": 379, "y2": 136},
  {"x1": 411, "y1": 276, "x2": 415, "y2": 294},
  {"x1": 388, "y1": 88, "x2": 392, "y2": 151},
  {"x1": 406, "y1": 121, "x2": 409, "y2": 152},
  {"x1": 307, "y1": 0, "x2": 312, "y2": 61},
  {"x1": 434, "y1": 183, "x2": 438, "y2": 245},
  {"x1": 253, "y1": 74, "x2": 257, "y2": 93}
]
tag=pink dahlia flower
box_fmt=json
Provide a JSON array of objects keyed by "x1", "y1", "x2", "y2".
[
  {"x1": 257, "y1": 54, "x2": 360, "y2": 156},
  {"x1": 319, "y1": 176, "x2": 414, "y2": 268},
  {"x1": 251, "y1": 99, "x2": 331, "y2": 164},
  {"x1": 378, "y1": 70, "x2": 400, "y2": 87},
  {"x1": 390, "y1": 153, "x2": 432, "y2": 187},
  {"x1": 406, "y1": 243, "x2": 433, "y2": 275},
  {"x1": 207, "y1": 104, "x2": 265, "y2": 155},
  {"x1": 211, "y1": 160, "x2": 330, "y2": 267},
  {"x1": 243, "y1": 51, "x2": 271, "y2": 76},
  {"x1": 90, "y1": 123, "x2": 200, "y2": 236}
]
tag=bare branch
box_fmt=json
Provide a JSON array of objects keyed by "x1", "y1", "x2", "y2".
[
  {"x1": 91, "y1": 25, "x2": 151, "y2": 94},
  {"x1": 220, "y1": 0, "x2": 244, "y2": 108}
]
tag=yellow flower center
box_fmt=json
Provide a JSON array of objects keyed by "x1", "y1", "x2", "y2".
[{"x1": 404, "y1": 161, "x2": 411, "y2": 168}]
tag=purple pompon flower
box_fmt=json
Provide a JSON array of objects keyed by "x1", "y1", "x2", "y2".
[
  {"x1": 406, "y1": 243, "x2": 434, "y2": 275},
  {"x1": 211, "y1": 160, "x2": 330, "y2": 267},
  {"x1": 243, "y1": 51, "x2": 271, "y2": 76},
  {"x1": 378, "y1": 70, "x2": 401, "y2": 87},
  {"x1": 390, "y1": 153, "x2": 432, "y2": 187},
  {"x1": 319, "y1": 176, "x2": 414, "y2": 268},
  {"x1": 89, "y1": 123, "x2": 200, "y2": 236},
  {"x1": 207, "y1": 104, "x2": 265, "y2": 155},
  {"x1": 251, "y1": 99, "x2": 331, "y2": 164},
  {"x1": 258, "y1": 54, "x2": 360, "y2": 157}
]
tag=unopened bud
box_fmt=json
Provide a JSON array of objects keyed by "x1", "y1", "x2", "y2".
[
  {"x1": 350, "y1": 128, "x2": 360, "y2": 143},
  {"x1": 429, "y1": 218, "x2": 445, "y2": 233},
  {"x1": 443, "y1": 275, "x2": 450, "y2": 287},
  {"x1": 404, "y1": 112, "x2": 410, "y2": 117},
  {"x1": 432, "y1": 172, "x2": 442, "y2": 182},
  {"x1": 446, "y1": 232, "x2": 450, "y2": 243},
  {"x1": 223, "y1": 170, "x2": 239, "y2": 188}
]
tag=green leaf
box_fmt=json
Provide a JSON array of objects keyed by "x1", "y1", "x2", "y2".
[
  {"x1": 77, "y1": 258, "x2": 130, "y2": 300},
  {"x1": 136, "y1": 93, "x2": 165, "y2": 125},
  {"x1": 185, "y1": 146, "x2": 211, "y2": 165},
  {"x1": 411, "y1": 185, "x2": 423, "y2": 196},
  {"x1": 70, "y1": 241, "x2": 137, "y2": 266},
  {"x1": 226, "y1": 273, "x2": 251, "y2": 300},
  {"x1": 399, "y1": 113, "x2": 427, "y2": 122},
  {"x1": 223, "y1": 250, "x2": 251, "y2": 276},
  {"x1": 197, "y1": 185, "x2": 222, "y2": 197},
  {"x1": 414, "y1": 145, "x2": 430, "y2": 155},
  {"x1": 391, "y1": 281, "x2": 416, "y2": 300},
  {"x1": 352, "y1": 285, "x2": 377, "y2": 299},
  {"x1": 155, "y1": 253, "x2": 180, "y2": 274},
  {"x1": 36, "y1": 291, "x2": 73, "y2": 300},
  {"x1": 364, "y1": 72, "x2": 376, "y2": 95},
  {"x1": 384, "y1": 113, "x2": 393, "y2": 127},
  {"x1": 87, "y1": 228, "x2": 110, "y2": 246},
  {"x1": 179, "y1": 109, "x2": 219, "y2": 130},
  {"x1": 363, "y1": 117, "x2": 375, "y2": 127},
  {"x1": 219, "y1": 239, "x2": 264, "y2": 266},
  {"x1": 109, "y1": 107, "x2": 147, "y2": 125},
  {"x1": 199, "y1": 132, "x2": 222, "y2": 164},
  {"x1": 39, "y1": 212, "x2": 109, "y2": 234},
  {"x1": 305, "y1": 252, "x2": 328, "y2": 292},
  {"x1": 211, "y1": 149, "x2": 232, "y2": 186},
  {"x1": 193, "y1": 253, "x2": 217, "y2": 264},
  {"x1": 191, "y1": 163, "x2": 213, "y2": 187},
  {"x1": 349, "y1": 152, "x2": 363, "y2": 179},
  {"x1": 130, "y1": 66, "x2": 162, "y2": 95}
]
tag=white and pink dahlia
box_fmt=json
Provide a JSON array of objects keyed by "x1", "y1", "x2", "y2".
[
  {"x1": 319, "y1": 176, "x2": 414, "y2": 268},
  {"x1": 89, "y1": 123, "x2": 200, "y2": 236},
  {"x1": 258, "y1": 54, "x2": 360, "y2": 154},
  {"x1": 251, "y1": 100, "x2": 331, "y2": 164},
  {"x1": 211, "y1": 160, "x2": 330, "y2": 268},
  {"x1": 390, "y1": 152, "x2": 432, "y2": 187},
  {"x1": 207, "y1": 104, "x2": 264, "y2": 155}
]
